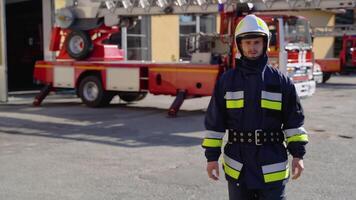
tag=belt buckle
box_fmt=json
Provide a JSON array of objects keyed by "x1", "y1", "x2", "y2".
[{"x1": 255, "y1": 129, "x2": 262, "y2": 146}]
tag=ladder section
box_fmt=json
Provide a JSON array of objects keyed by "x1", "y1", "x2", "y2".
[
  {"x1": 312, "y1": 25, "x2": 356, "y2": 37},
  {"x1": 67, "y1": 0, "x2": 355, "y2": 17}
]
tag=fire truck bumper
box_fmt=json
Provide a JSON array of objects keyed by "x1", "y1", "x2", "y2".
[
  {"x1": 313, "y1": 71, "x2": 323, "y2": 84},
  {"x1": 294, "y1": 80, "x2": 316, "y2": 98}
]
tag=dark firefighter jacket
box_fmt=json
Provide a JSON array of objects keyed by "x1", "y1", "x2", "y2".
[{"x1": 202, "y1": 55, "x2": 308, "y2": 189}]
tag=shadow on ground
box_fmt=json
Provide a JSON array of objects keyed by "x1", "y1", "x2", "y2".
[{"x1": 0, "y1": 101, "x2": 207, "y2": 149}]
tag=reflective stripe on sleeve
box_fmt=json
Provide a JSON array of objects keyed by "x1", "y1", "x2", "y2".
[
  {"x1": 225, "y1": 91, "x2": 244, "y2": 100},
  {"x1": 283, "y1": 127, "x2": 307, "y2": 137},
  {"x1": 202, "y1": 138, "x2": 223, "y2": 148},
  {"x1": 286, "y1": 134, "x2": 309, "y2": 143},
  {"x1": 204, "y1": 130, "x2": 225, "y2": 139},
  {"x1": 223, "y1": 154, "x2": 243, "y2": 180},
  {"x1": 261, "y1": 99, "x2": 282, "y2": 111},
  {"x1": 226, "y1": 100, "x2": 244, "y2": 108},
  {"x1": 262, "y1": 161, "x2": 288, "y2": 174},
  {"x1": 261, "y1": 91, "x2": 282, "y2": 101}
]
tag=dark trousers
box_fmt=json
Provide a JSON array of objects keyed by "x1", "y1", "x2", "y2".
[{"x1": 228, "y1": 181, "x2": 286, "y2": 200}]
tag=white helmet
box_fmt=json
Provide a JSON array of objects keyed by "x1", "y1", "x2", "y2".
[{"x1": 235, "y1": 14, "x2": 270, "y2": 56}]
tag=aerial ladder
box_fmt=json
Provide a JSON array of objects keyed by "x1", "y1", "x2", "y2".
[
  {"x1": 57, "y1": 0, "x2": 355, "y2": 18},
  {"x1": 312, "y1": 24, "x2": 356, "y2": 37},
  {"x1": 33, "y1": 0, "x2": 355, "y2": 116}
]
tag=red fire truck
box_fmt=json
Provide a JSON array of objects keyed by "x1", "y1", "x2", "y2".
[
  {"x1": 315, "y1": 35, "x2": 356, "y2": 82},
  {"x1": 32, "y1": 0, "x2": 353, "y2": 116}
]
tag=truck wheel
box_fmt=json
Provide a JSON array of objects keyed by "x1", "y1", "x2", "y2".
[
  {"x1": 65, "y1": 30, "x2": 93, "y2": 60},
  {"x1": 322, "y1": 72, "x2": 332, "y2": 83},
  {"x1": 78, "y1": 76, "x2": 113, "y2": 107},
  {"x1": 119, "y1": 92, "x2": 147, "y2": 103}
]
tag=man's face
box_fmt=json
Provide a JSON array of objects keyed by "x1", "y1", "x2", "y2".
[{"x1": 240, "y1": 37, "x2": 264, "y2": 60}]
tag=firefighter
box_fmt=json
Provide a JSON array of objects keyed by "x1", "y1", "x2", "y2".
[{"x1": 202, "y1": 14, "x2": 308, "y2": 199}]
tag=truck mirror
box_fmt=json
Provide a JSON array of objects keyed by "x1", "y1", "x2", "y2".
[{"x1": 286, "y1": 18, "x2": 297, "y2": 26}]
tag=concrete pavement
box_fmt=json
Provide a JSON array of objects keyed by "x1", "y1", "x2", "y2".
[{"x1": 0, "y1": 74, "x2": 355, "y2": 200}]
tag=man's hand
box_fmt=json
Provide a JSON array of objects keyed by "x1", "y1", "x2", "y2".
[
  {"x1": 207, "y1": 161, "x2": 219, "y2": 181},
  {"x1": 292, "y1": 157, "x2": 304, "y2": 180}
]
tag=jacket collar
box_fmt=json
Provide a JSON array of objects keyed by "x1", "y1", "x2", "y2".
[{"x1": 236, "y1": 54, "x2": 268, "y2": 75}]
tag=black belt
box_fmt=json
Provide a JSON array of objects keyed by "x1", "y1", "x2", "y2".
[{"x1": 228, "y1": 129, "x2": 285, "y2": 145}]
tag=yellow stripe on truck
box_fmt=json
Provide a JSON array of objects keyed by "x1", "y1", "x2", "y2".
[
  {"x1": 35, "y1": 64, "x2": 53, "y2": 68},
  {"x1": 150, "y1": 68, "x2": 218, "y2": 74},
  {"x1": 75, "y1": 66, "x2": 106, "y2": 70}
]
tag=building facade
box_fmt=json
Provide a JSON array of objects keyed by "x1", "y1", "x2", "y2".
[{"x1": 0, "y1": 1, "x2": 7, "y2": 102}]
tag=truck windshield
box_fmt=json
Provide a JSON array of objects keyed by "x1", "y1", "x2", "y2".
[{"x1": 284, "y1": 18, "x2": 312, "y2": 49}]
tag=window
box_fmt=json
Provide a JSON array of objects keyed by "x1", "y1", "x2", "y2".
[
  {"x1": 284, "y1": 18, "x2": 312, "y2": 49},
  {"x1": 179, "y1": 14, "x2": 216, "y2": 60},
  {"x1": 100, "y1": 17, "x2": 150, "y2": 61},
  {"x1": 126, "y1": 16, "x2": 151, "y2": 60},
  {"x1": 268, "y1": 24, "x2": 277, "y2": 51}
]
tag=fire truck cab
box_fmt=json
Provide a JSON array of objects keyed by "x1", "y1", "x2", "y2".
[
  {"x1": 315, "y1": 35, "x2": 356, "y2": 82},
  {"x1": 340, "y1": 35, "x2": 356, "y2": 70},
  {"x1": 189, "y1": 13, "x2": 316, "y2": 97}
]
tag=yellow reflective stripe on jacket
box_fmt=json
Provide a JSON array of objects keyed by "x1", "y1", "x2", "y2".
[
  {"x1": 223, "y1": 154, "x2": 243, "y2": 180},
  {"x1": 262, "y1": 161, "x2": 289, "y2": 183},
  {"x1": 226, "y1": 100, "x2": 244, "y2": 109},
  {"x1": 262, "y1": 161, "x2": 288, "y2": 174},
  {"x1": 261, "y1": 91, "x2": 282, "y2": 101},
  {"x1": 263, "y1": 169, "x2": 289, "y2": 183},
  {"x1": 261, "y1": 99, "x2": 282, "y2": 111},
  {"x1": 224, "y1": 154, "x2": 243, "y2": 171},
  {"x1": 225, "y1": 91, "x2": 244, "y2": 100},
  {"x1": 202, "y1": 138, "x2": 223, "y2": 147},
  {"x1": 223, "y1": 162, "x2": 241, "y2": 179},
  {"x1": 287, "y1": 134, "x2": 309, "y2": 143}
]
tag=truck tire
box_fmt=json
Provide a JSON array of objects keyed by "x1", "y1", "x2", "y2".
[
  {"x1": 119, "y1": 92, "x2": 147, "y2": 103},
  {"x1": 65, "y1": 30, "x2": 93, "y2": 60},
  {"x1": 78, "y1": 76, "x2": 113, "y2": 107},
  {"x1": 322, "y1": 72, "x2": 332, "y2": 83}
]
